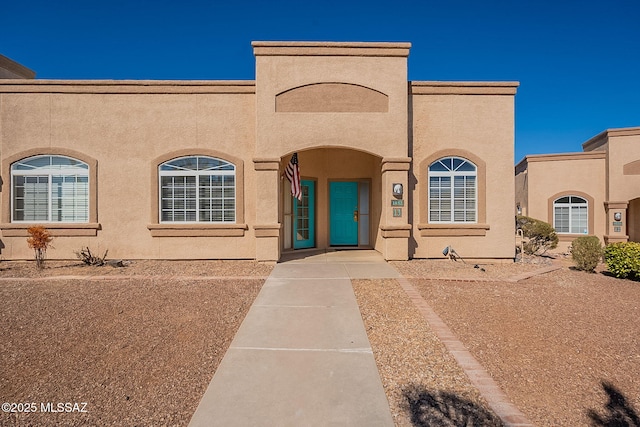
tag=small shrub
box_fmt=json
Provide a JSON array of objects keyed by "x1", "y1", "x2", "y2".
[
  {"x1": 516, "y1": 215, "x2": 559, "y2": 255},
  {"x1": 27, "y1": 226, "x2": 53, "y2": 269},
  {"x1": 604, "y1": 242, "x2": 640, "y2": 280},
  {"x1": 75, "y1": 247, "x2": 108, "y2": 266},
  {"x1": 571, "y1": 236, "x2": 603, "y2": 272}
]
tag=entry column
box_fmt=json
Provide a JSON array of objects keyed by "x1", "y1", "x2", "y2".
[
  {"x1": 253, "y1": 158, "x2": 281, "y2": 262},
  {"x1": 604, "y1": 201, "x2": 629, "y2": 244},
  {"x1": 380, "y1": 157, "x2": 412, "y2": 260}
]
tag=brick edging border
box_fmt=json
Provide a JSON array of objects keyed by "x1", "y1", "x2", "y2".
[
  {"x1": 402, "y1": 264, "x2": 563, "y2": 284},
  {"x1": 395, "y1": 275, "x2": 535, "y2": 427}
]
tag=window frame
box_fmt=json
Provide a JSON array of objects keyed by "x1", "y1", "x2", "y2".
[
  {"x1": 428, "y1": 156, "x2": 478, "y2": 224},
  {"x1": 1, "y1": 148, "x2": 100, "y2": 237},
  {"x1": 158, "y1": 156, "x2": 236, "y2": 224},
  {"x1": 11, "y1": 155, "x2": 90, "y2": 223},
  {"x1": 546, "y1": 191, "x2": 595, "y2": 241},
  {"x1": 553, "y1": 195, "x2": 588, "y2": 234},
  {"x1": 148, "y1": 150, "x2": 246, "y2": 237},
  {"x1": 418, "y1": 149, "x2": 489, "y2": 237}
]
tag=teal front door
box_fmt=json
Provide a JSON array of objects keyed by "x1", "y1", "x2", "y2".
[
  {"x1": 293, "y1": 180, "x2": 315, "y2": 249},
  {"x1": 330, "y1": 181, "x2": 359, "y2": 246}
]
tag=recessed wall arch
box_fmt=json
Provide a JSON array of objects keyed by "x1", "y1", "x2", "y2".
[
  {"x1": 1, "y1": 147, "x2": 100, "y2": 236},
  {"x1": 279, "y1": 144, "x2": 384, "y2": 162},
  {"x1": 623, "y1": 159, "x2": 640, "y2": 175},
  {"x1": 275, "y1": 82, "x2": 389, "y2": 113},
  {"x1": 418, "y1": 149, "x2": 488, "y2": 236},
  {"x1": 547, "y1": 190, "x2": 595, "y2": 240}
]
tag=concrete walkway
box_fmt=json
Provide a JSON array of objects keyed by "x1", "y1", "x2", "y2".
[{"x1": 189, "y1": 250, "x2": 399, "y2": 426}]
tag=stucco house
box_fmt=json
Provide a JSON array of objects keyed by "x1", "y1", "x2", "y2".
[
  {"x1": 515, "y1": 127, "x2": 640, "y2": 251},
  {"x1": 0, "y1": 42, "x2": 519, "y2": 262}
]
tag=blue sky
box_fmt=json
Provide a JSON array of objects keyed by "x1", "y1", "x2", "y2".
[{"x1": 2, "y1": 0, "x2": 639, "y2": 162}]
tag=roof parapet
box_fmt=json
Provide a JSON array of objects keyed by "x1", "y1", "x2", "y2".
[
  {"x1": 411, "y1": 81, "x2": 519, "y2": 95},
  {"x1": 252, "y1": 41, "x2": 411, "y2": 57},
  {"x1": 582, "y1": 126, "x2": 640, "y2": 151},
  {"x1": 0, "y1": 80, "x2": 256, "y2": 94}
]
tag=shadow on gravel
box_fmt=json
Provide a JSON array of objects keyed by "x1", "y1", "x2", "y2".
[
  {"x1": 403, "y1": 385, "x2": 503, "y2": 427},
  {"x1": 588, "y1": 381, "x2": 640, "y2": 427},
  {"x1": 599, "y1": 270, "x2": 640, "y2": 282}
]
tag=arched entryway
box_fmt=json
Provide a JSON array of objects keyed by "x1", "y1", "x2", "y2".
[{"x1": 280, "y1": 147, "x2": 383, "y2": 253}]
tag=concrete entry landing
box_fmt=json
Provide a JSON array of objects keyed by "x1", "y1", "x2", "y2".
[{"x1": 189, "y1": 250, "x2": 396, "y2": 426}]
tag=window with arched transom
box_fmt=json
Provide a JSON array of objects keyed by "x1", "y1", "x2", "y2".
[
  {"x1": 428, "y1": 157, "x2": 477, "y2": 223},
  {"x1": 553, "y1": 195, "x2": 588, "y2": 234},
  {"x1": 159, "y1": 156, "x2": 236, "y2": 223},
  {"x1": 11, "y1": 155, "x2": 89, "y2": 222}
]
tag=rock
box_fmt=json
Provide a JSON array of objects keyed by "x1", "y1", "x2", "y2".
[{"x1": 108, "y1": 259, "x2": 128, "y2": 268}]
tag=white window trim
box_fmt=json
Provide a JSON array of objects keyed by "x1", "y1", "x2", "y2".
[
  {"x1": 11, "y1": 155, "x2": 90, "y2": 223},
  {"x1": 158, "y1": 156, "x2": 236, "y2": 224},
  {"x1": 553, "y1": 196, "x2": 588, "y2": 234},
  {"x1": 428, "y1": 157, "x2": 478, "y2": 224}
]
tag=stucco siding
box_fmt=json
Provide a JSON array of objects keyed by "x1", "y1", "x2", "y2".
[
  {"x1": 254, "y1": 50, "x2": 409, "y2": 159},
  {"x1": 0, "y1": 85, "x2": 258, "y2": 259},
  {"x1": 608, "y1": 132, "x2": 640, "y2": 202},
  {"x1": 410, "y1": 87, "x2": 517, "y2": 260},
  {"x1": 524, "y1": 154, "x2": 607, "y2": 250},
  {"x1": 515, "y1": 167, "x2": 528, "y2": 216},
  {"x1": 0, "y1": 42, "x2": 519, "y2": 262},
  {"x1": 519, "y1": 128, "x2": 640, "y2": 249}
]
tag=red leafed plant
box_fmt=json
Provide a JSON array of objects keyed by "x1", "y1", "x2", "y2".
[{"x1": 27, "y1": 226, "x2": 53, "y2": 269}]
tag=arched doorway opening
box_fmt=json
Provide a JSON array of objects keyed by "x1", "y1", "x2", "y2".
[{"x1": 280, "y1": 147, "x2": 382, "y2": 253}]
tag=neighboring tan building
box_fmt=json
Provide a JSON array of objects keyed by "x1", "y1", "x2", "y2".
[
  {"x1": 0, "y1": 42, "x2": 518, "y2": 262},
  {"x1": 515, "y1": 127, "x2": 640, "y2": 251},
  {"x1": 0, "y1": 54, "x2": 35, "y2": 79}
]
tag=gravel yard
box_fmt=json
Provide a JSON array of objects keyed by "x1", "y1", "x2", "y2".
[
  {"x1": 2, "y1": 257, "x2": 639, "y2": 426},
  {"x1": 0, "y1": 261, "x2": 269, "y2": 426},
  {"x1": 0, "y1": 259, "x2": 273, "y2": 279},
  {"x1": 353, "y1": 278, "x2": 502, "y2": 426},
  {"x1": 392, "y1": 258, "x2": 640, "y2": 426}
]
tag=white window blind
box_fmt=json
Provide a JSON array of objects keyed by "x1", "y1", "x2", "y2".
[
  {"x1": 159, "y1": 156, "x2": 236, "y2": 223},
  {"x1": 429, "y1": 157, "x2": 477, "y2": 223},
  {"x1": 12, "y1": 156, "x2": 89, "y2": 223},
  {"x1": 554, "y1": 196, "x2": 588, "y2": 234}
]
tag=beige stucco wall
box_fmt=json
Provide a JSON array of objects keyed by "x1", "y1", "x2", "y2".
[
  {"x1": 0, "y1": 41, "x2": 520, "y2": 261},
  {"x1": 0, "y1": 81, "x2": 257, "y2": 259},
  {"x1": 253, "y1": 42, "x2": 410, "y2": 160},
  {"x1": 604, "y1": 128, "x2": 640, "y2": 242},
  {"x1": 525, "y1": 127, "x2": 640, "y2": 246},
  {"x1": 253, "y1": 42, "x2": 413, "y2": 261},
  {"x1": 518, "y1": 152, "x2": 607, "y2": 251},
  {"x1": 606, "y1": 129, "x2": 640, "y2": 203},
  {"x1": 410, "y1": 82, "x2": 519, "y2": 260},
  {"x1": 517, "y1": 127, "x2": 640, "y2": 248},
  {"x1": 514, "y1": 162, "x2": 528, "y2": 216}
]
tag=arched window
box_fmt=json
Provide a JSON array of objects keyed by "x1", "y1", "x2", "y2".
[
  {"x1": 554, "y1": 196, "x2": 588, "y2": 234},
  {"x1": 159, "y1": 156, "x2": 236, "y2": 223},
  {"x1": 11, "y1": 155, "x2": 89, "y2": 222},
  {"x1": 429, "y1": 157, "x2": 477, "y2": 223}
]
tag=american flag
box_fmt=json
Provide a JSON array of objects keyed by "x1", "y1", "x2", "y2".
[{"x1": 285, "y1": 152, "x2": 302, "y2": 201}]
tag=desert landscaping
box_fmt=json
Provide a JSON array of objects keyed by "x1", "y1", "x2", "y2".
[{"x1": 1, "y1": 256, "x2": 639, "y2": 426}]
